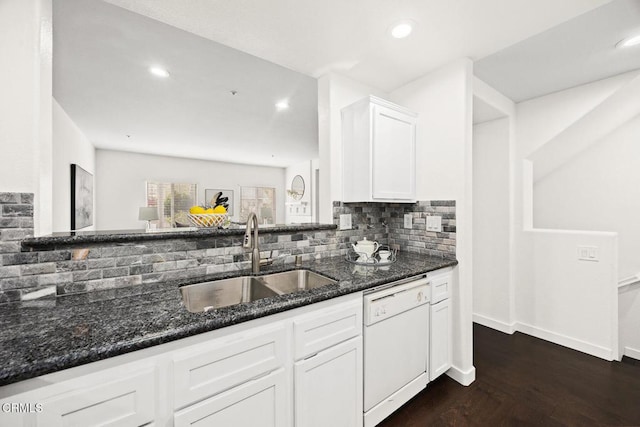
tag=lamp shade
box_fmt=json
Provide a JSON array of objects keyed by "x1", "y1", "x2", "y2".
[{"x1": 138, "y1": 207, "x2": 159, "y2": 221}]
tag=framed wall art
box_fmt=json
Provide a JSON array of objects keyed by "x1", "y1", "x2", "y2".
[
  {"x1": 70, "y1": 164, "x2": 94, "y2": 230},
  {"x1": 205, "y1": 189, "x2": 234, "y2": 215}
]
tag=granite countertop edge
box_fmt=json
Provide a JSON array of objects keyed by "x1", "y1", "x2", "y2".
[
  {"x1": 21, "y1": 223, "x2": 338, "y2": 250},
  {"x1": 0, "y1": 254, "x2": 457, "y2": 386}
]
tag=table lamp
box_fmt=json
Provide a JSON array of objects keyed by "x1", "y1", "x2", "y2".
[{"x1": 138, "y1": 207, "x2": 159, "y2": 231}]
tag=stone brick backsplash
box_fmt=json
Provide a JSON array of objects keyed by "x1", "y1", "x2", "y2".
[
  {"x1": 387, "y1": 201, "x2": 456, "y2": 257},
  {"x1": 0, "y1": 193, "x2": 37, "y2": 303},
  {"x1": 333, "y1": 200, "x2": 456, "y2": 258},
  {"x1": 0, "y1": 192, "x2": 455, "y2": 305},
  {"x1": 0, "y1": 193, "x2": 355, "y2": 304}
]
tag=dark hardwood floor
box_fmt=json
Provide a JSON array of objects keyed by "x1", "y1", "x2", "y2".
[{"x1": 379, "y1": 324, "x2": 640, "y2": 426}]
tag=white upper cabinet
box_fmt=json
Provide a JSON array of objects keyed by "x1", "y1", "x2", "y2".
[{"x1": 342, "y1": 96, "x2": 418, "y2": 202}]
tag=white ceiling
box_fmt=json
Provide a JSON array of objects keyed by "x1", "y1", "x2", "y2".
[
  {"x1": 475, "y1": 0, "x2": 640, "y2": 102},
  {"x1": 53, "y1": 0, "x2": 319, "y2": 168},
  {"x1": 54, "y1": 0, "x2": 614, "y2": 167},
  {"x1": 102, "y1": 0, "x2": 609, "y2": 92}
]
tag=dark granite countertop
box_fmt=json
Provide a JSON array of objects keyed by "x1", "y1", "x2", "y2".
[
  {"x1": 21, "y1": 223, "x2": 337, "y2": 250},
  {"x1": 0, "y1": 253, "x2": 456, "y2": 386}
]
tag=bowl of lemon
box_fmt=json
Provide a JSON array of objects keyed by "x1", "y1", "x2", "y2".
[{"x1": 187, "y1": 205, "x2": 229, "y2": 228}]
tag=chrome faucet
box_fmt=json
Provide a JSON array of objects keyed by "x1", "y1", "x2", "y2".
[{"x1": 243, "y1": 213, "x2": 260, "y2": 273}]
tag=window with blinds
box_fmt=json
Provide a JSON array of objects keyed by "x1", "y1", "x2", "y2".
[
  {"x1": 146, "y1": 182, "x2": 197, "y2": 228},
  {"x1": 240, "y1": 186, "x2": 276, "y2": 224}
]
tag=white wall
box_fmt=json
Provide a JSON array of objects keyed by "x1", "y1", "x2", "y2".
[
  {"x1": 95, "y1": 150, "x2": 286, "y2": 230},
  {"x1": 532, "y1": 105, "x2": 640, "y2": 361},
  {"x1": 52, "y1": 99, "x2": 96, "y2": 232},
  {"x1": 520, "y1": 230, "x2": 618, "y2": 360},
  {"x1": 391, "y1": 58, "x2": 475, "y2": 385},
  {"x1": 285, "y1": 160, "x2": 312, "y2": 223},
  {"x1": 534, "y1": 116, "x2": 640, "y2": 279},
  {"x1": 472, "y1": 118, "x2": 512, "y2": 331},
  {"x1": 311, "y1": 158, "x2": 320, "y2": 222},
  {"x1": 513, "y1": 72, "x2": 640, "y2": 360},
  {"x1": 317, "y1": 72, "x2": 388, "y2": 223},
  {"x1": 0, "y1": 0, "x2": 53, "y2": 236},
  {"x1": 471, "y1": 77, "x2": 516, "y2": 334},
  {"x1": 619, "y1": 284, "x2": 640, "y2": 360},
  {"x1": 516, "y1": 71, "x2": 639, "y2": 157}
]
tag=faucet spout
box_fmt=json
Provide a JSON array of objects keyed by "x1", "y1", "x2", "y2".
[{"x1": 243, "y1": 213, "x2": 260, "y2": 273}]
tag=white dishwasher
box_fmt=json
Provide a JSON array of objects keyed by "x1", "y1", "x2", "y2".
[{"x1": 363, "y1": 276, "x2": 430, "y2": 427}]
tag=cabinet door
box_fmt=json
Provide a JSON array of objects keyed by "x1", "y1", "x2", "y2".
[
  {"x1": 174, "y1": 368, "x2": 289, "y2": 427},
  {"x1": 371, "y1": 104, "x2": 416, "y2": 200},
  {"x1": 172, "y1": 323, "x2": 286, "y2": 410},
  {"x1": 36, "y1": 367, "x2": 156, "y2": 427},
  {"x1": 430, "y1": 298, "x2": 452, "y2": 380},
  {"x1": 294, "y1": 337, "x2": 362, "y2": 427}
]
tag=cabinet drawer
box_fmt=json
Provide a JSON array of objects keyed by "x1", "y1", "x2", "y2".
[
  {"x1": 36, "y1": 367, "x2": 156, "y2": 427},
  {"x1": 172, "y1": 323, "x2": 287, "y2": 409},
  {"x1": 293, "y1": 299, "x2": 362, "y2": 360},
  {"x1": 428, "y1": 269, "x2": 451, "y2": 304},
  {"x1": 174, "y1": 368, "x2": 288, "y2": 427}
]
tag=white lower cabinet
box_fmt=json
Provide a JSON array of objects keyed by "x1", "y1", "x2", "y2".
[
  {"x1": 294, "y1": 337, "x2": 363, "y2": 427},
  {"x1": 0, "y1": 271, "x2": 456, "y2": 427},
  {"x1": 430, "y1": 298, "x2": 452, "y2": 381},
  {"x1": 174, "y1": 368, "x2": 288, "y2": 427},
  {"x1": 36, "y1": 367, "x2": 157, "y2": 427},
  {"x1": 0, "y1": 292, "x2": 363, "y2": 427}
]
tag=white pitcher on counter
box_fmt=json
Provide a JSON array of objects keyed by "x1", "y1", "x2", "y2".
[{"x1": 352, "y1": 237, "x2": 379, "y2": 261}]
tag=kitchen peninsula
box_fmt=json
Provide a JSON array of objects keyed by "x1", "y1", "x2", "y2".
[{"x1": 1, "y1": 192, "x2": 457, "y2": 426}]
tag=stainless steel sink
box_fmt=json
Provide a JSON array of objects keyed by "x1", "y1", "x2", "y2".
[
  {"x1": 259, "y1": 270, "x2": 337, "y2": 294},
  {"x1": 180, "y1": 269, "x2": 337, "y2": 313},
  {"x1": 180, "y1": 276, "x2": 279, "y2": 313}
]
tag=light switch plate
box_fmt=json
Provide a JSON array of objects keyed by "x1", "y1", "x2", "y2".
[
  {"x1": 340, "y1": 214, "x2": 352, "y2": 230},
  {"x1": 577, "y1": 245, "x2": 599, "y2": 262},
  {"x1": 426, "y1": 215, "x2": 442, "y2": 232},
  {"x1": 404, "y1": 214, "x2": 412, "y2": 229}
]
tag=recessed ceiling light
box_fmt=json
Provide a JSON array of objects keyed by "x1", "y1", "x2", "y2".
[
  {"x1": 149, "y1": 66, "x2": 170, "y2": 78},
  {"x1": 617, "y1": 34, "x2": 640, "y2": 49},
  {"x1": 275, "y1": 100, "x2": 289, "y2": 111},
  {"x1": 390, "y1": 21, "x2": 413, "y2": 39}
]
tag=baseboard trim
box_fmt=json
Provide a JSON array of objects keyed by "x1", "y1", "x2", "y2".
[
  {"x1": 624, "y1": 346, "x2": 640, "y2": 361},
  {"x1": 516, "y1": 322, "x2": 615, "y2": 361},
  {"x1": 473, "y1": 313, "x2": 516, "y2": 334},
  {"x1": 445, "y1": 365, "x2": 476, "y2": 386}
]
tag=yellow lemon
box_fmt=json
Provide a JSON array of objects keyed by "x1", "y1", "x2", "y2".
[
  {"x1": 213, "y1": 205, "x2": 227, "y2": 214},
  {"x1": 205, "y1": 208, "x2": 215, "y2": 214},
  {"x1": 189, "y1": 206, "x2": 205, "y2": 214}
]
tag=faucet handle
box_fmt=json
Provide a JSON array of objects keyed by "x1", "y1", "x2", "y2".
[{"x1": 259, "y1": 250, "x2": 275, "y2": 266}]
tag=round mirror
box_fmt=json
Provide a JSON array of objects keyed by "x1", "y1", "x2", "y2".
[{"x1": 289, "y1": 175, "x2": 305, "y2": 200}]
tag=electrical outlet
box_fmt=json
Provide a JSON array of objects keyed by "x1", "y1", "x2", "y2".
[
  {"x1": 577, "y1": 245, "x2": 599, "y2": 262},
  {"x1": 340, "y1": 214, "x2": 352, "y2": 230},
  {"x1": 404, "y1": 214, "x2": 412, "y2": 229},
  {"x1": 427, "y1": 215, "x2": 442, "y2": 232}
]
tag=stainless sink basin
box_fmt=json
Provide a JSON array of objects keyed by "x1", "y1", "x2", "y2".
[
  {"x1": 180, "y1": 269, "x2": 337, "y2": 313},
  {"x1": 259, "y1": 270, "x2": 337, "y2": 294},
  {"x1": 180, "y1": 276, "x2": 279, "y2": 313}
]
